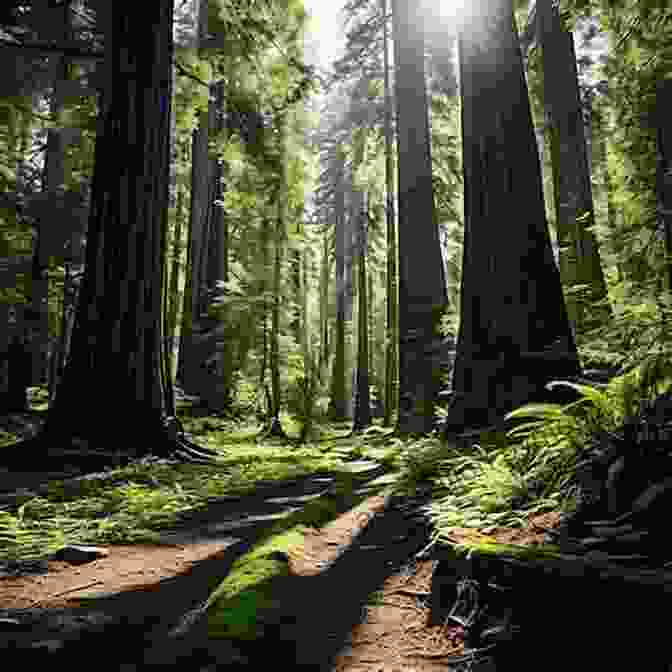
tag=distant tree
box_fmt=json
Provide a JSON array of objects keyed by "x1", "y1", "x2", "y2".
[
  {"x1": 353, "y1": 185, "x2": 371, "y2": 432},
  {"x1": 328, "y1": 145, "x2": 351, "y2": 421}
]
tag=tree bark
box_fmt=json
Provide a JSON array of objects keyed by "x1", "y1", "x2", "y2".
[
  {"x1": 446, "y1": 0, "x2": 581, "y2": 433},
  {"x1": 27, "y1": 0, "x2": 214, "y2": 466},
  {"x1": 381, "y1": 0, "x2": 397, "y2": 427},
  {"x1": 538, "y1": 0, "x2": 610, "y2": 334},
  {"x1": 391, "y1": 0, "x2": 448, "y2": 434}
]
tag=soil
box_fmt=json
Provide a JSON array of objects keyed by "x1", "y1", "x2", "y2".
[
  {"x1": 0, "y1": 409, "x2": 566, "y2": 670},
  {"x1": 0, "y1": 459, "x2": 563, "y2": 671}
]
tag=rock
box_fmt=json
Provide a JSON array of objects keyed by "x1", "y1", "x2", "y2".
[{"x1": 50, "y1": 545, "x2": 109, "y2": 565}]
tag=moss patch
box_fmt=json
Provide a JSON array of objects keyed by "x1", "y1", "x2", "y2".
[
  {"x1": 206, "y1": 526, "x2": 305, "y2": 640},
  {"x1": 205, "y1": 472, "x2": 388, "y2": 641},
  {"x1": 446, "y1": 539, "x2": 565, "y2": 562}
]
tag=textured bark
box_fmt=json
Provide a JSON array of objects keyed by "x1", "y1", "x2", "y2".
[
  {"x1": 538, "y1": 0, "x2": 610, "y2": 334},
  {"x1": 392, "y1": 0, "x2": 447, "y2": 434},
  {"x1": 381, "y1": 0, "x2": 397, "y2": 427},
  {"x1": 446, "y1": 0, "x2": 580, "y2": 433},
  {"x1": 35, "y1": 1, "x2": 212, "y2": 463}
]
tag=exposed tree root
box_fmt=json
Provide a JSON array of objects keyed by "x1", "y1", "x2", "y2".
[{"x1": 0, "y1": 423, "x2": 218, "y2": 473}]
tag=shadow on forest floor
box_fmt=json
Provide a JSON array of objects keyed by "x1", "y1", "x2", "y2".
[{"x1": 1, "y1": 464, "x2": 435, "y2": 671}]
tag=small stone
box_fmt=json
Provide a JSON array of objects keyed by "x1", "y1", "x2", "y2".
[{"x1": 51, "y1": 545, "x2": 109, "y2": 565}]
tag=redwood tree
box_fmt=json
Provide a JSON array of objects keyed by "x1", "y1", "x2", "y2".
[
  {"x1": 8, "y1": 1, "x2": 215, "y2": 466},
  {"x1": 446, "y1": 0, "x2": 581, "y2": 433},
  {"x1": 392, "y1": 0, "x2": 448, "y2": 434},
  {"x1": 537, "y1": 0, "x2": 610, "y2": 334}
]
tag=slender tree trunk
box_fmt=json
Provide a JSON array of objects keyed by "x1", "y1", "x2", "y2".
[
  {"x1": 592, "y1": 102, "x2": 623, "y2": 283},
  {"x1": 267, "y1": 116, "x2": 288, "y2": 437},
  {"x1": 381, "y1": 0, "x2": 397, "y2": 427},
  {"x1": 392, "y1": 0, "x2": 448, "y2": 434},
  {"x1": 353, "y1": 192, "x2": 371, "y2": 432},
  {"x1": 329, "y1": 149, "x2": 349, "y2": 420},
  {"x1": 259, "y1": 216, "x2": 271, "y2": 419},
  {"x1": 538, "y1": 0, "x2": 610, "y2": 334},
  {"x1": 36, "y1": 1, "x2": 74, "y2": 389},
  {"x1": 34, "y1": 1, "x2": 213, "y2": 465},
  {"x1": 446, "y1": 0, "x2": 581, "y2": 433},
  {"x1": 319, "y1": 229, "x2": 330, "y2": 383},
  {"x1": 167, "y1": 148, "x2": 188, "y2": 383}
]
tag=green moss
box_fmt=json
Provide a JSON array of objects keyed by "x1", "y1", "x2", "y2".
[
  {"x1": 205, "y1": 471, "x2": 390, "y2": 641},
  {"x1": 449, "y1": 539, "x2": 564, "y2": 562}
]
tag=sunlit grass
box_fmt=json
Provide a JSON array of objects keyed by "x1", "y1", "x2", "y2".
[{"x1": 0, "y1": 409, "x2": 402, "y2": 564}]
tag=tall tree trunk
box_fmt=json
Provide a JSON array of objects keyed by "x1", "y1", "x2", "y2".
[
  {"x1": 166, "y1": 146, "x2": 188, "y2": 383},
  {"x1": 381, "y1": 0, "x2": 397, "y2": 427},
  {"x1": 657, "y1": 79, "x2": 672, "y2": 293},
  {"x1": 36, "y1": 1, "x2": 74, "y2": 390},
  {"x1": 329, "y1": 149, "x2": 349, "y2": 420},
  {"x1": 538, "y1": 0, "x2": 610, "y2": 335},
  {"x1": 446, "y1": 0, "x2": 581, "y2": 434},
  {"x1": 258, "y1": 216, "x2": 271, "y2": 419},
  {"x1": 267, "y1": 116, "x2": 288, "y2": 437},
  {"x1": 318, "y1": 229, "x2": 330, "y2": 383},
  {"x1": 33, "y1": 1, "x2": 213, "y2": 465},
  {"x1": 391, "y1": 0, "x2": 447, "y2": 434},
  {"x1": 592, "y1": 101, "x2": 624, "y2": 283},
  {"x1": 353, "y1": 191, "x2": 371, "y2": 432}
]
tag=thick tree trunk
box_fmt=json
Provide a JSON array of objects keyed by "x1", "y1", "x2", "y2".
[
  {"x1": 391, "y1": 0, "x2": 448, "y2": 434},
  {"x1": 381, "y1": 0, "x2": 397, "y2": 427},
  {"x1": 27, "y1": 1, "x2": 213, "y2": 466},
  {"x1": 446, "y1": 0, "x2": 581, "y2": 433},
  {"x1": 538, "y1": 0, "x2": 610, "y2": 334}
]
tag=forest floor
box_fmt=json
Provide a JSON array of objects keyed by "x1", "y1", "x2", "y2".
[
  {"x1": 0, "y1": 467, "x2": 561, "y2": 670},
  {"x1": 0, "y1": 406, "x2": 565, "y2": 671}
]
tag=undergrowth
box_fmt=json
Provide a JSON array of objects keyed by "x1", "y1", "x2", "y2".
[{"x1": 0, "y1": 415, "x2": 357, "y2": 563}]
